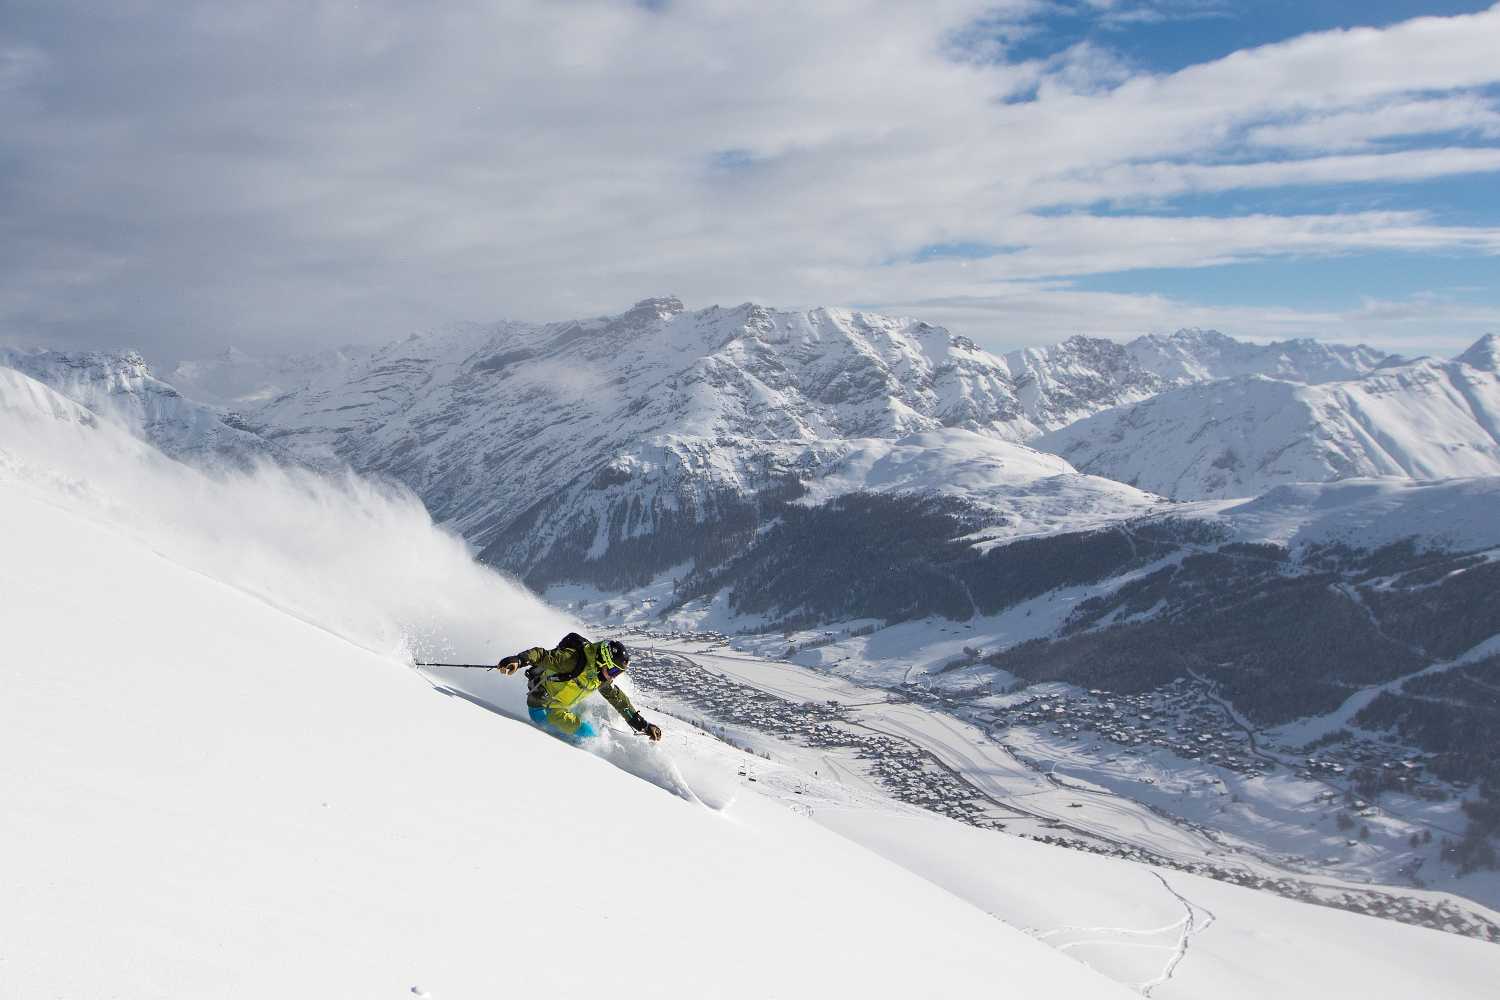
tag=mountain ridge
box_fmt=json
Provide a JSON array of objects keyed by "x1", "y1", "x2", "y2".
[
  {"x1": 1037, "y1": 346, "x2": 1500, "y2": 499},
  {"x1": 0, "y1": 301, "x2": 1451, "y2": 589}
]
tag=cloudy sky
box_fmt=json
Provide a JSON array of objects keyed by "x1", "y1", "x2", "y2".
[{"x1": 2, "y1": 0, "x2": 1498, "y2": 361}]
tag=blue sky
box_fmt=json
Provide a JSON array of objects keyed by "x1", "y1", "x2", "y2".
[
  {"x1": 916, "y1": 1, "x2": 1500, "y2": 352},
  {"x1": 1006, "y1": 1, "x2": 1496, "y2": 73},
  {"x1": 0, "y1": 1, "x2": 1497, "y2": 359}
]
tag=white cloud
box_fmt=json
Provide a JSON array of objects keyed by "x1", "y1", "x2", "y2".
[
  {"x1": 0, "y1": 1, "x2": 1497, "y2": 360},
  {"x1": 1039, "y1": 147, "x2": 1500, "y2": 206},
  {"x1": 1246, "y1": 95, "x2": 1500, "y2": 151}
]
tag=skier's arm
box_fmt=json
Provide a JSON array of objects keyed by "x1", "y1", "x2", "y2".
[
  {"x1": 601, "y1": 680, "x2": 661, "y2": 739},
  {"x1": 497, "y1": 646, "x2": 553, "y2": 673}
]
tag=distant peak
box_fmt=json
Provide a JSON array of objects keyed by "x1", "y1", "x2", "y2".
[
  {"x1": 1455, "y1": 333, "x2": 1500, "y2": 371},
  {"x1": 625, "y1": 296, "x2": 685, "y2": 321},
  {"x1": 1166, "y1": 327, "x2": 1233, "y2": 344}
]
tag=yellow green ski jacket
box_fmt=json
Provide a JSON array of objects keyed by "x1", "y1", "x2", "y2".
[{"x1": 520, "y1": 642, "x2": 645, "y2": 729}]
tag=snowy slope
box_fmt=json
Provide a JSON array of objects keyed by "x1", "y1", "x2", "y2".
[
  {"x1": 798, "y1": 427, "x2": 1162, "y2": 538},
  {"x1": 817, "y1": 808, "x2": 1500, "y2": 1000},
  {"x1": 1037, "y1": 345, "x2": 1500, "y2": 499},
  {"x1": 0, "y1": 493, "x2": 1136, "y2": 998},
  {"x1": 0, "y1": 369, "x2": 1135, "y2": 999},
  {"x1": 1, "y1": 347, "x2": 289, "y2": 470},
  {"x1": 1212, "y1": 476, "x2": 1500, "y2": 553},
  {"x1": 1, "y1": 364, "x2": 113, "y2": 434}
]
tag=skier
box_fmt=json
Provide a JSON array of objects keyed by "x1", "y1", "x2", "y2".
[{"x1": 497, "y1": 635, "x2": 662, "y2": 743}]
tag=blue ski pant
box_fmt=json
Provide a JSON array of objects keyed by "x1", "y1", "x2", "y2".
[{"x1": 528, "y1": 705, "x2": 597, "y2": 742}]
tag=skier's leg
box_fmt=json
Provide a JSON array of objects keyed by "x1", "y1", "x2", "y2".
[{"x1": 529, "y1": 704, "x2": 597, "y2": 742}]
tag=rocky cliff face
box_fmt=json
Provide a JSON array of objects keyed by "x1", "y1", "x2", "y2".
[{"x1": 1002, "y1": 335, "x2": 1170, "y2": 431}]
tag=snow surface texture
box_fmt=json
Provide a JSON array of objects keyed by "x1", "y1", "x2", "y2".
[{"x1": 1038, "y1": 347, "x2": 1500, "y2": 499}]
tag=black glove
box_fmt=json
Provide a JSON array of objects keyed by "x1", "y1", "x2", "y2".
[
  {"x1": 496, "y1": 655, "x2": 524, "y2": 675},
  {"x1": 630, "y1": 714, "x2": 662, "y2": 741}
]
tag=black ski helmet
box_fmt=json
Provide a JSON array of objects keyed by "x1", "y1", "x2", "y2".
[{"x1": 605, "y1": 639, "x2": 631, "y2": 667}]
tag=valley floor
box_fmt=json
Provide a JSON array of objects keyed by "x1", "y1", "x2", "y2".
[
  {"x1": 608, "y1": 629, "x2": 1500, "y2": 942},
  {"x1": 557, "y1": 564, "x2": 1500, "y2": 922}
]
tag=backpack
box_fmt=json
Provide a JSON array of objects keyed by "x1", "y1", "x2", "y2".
[{"x1": 525, "y1": 631, "x2": 592, "y2": 690}]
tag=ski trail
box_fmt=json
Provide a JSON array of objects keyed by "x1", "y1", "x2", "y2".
[
  {"x1": 1036, "y1": 918, "x2": 1190, "y2": 941},
  {"x1": 1140, "y1": 872, "x2": 1217, "y2": 997},
  {"x1": 1032, "y1": 871, "x2": 1216, "y2": 996}
]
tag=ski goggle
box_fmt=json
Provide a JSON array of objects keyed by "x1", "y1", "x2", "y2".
[{"x1": 598, "y1": 646, "x2": 626, "y2": 681}]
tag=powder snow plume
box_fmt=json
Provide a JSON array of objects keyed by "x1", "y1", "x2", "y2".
[{"x1": 0, "y1": 366, "x2": 571, "y2": 672}]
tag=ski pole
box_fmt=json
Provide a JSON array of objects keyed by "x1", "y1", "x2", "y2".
[{"x1": 413, "y1": 661, "x2": 499, "y2": 669}]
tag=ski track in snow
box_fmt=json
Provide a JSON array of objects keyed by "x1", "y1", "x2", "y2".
[
  {"x1": 1030, "y1": 870, "x2": 1216, "y2": 996},
  {"x1": 1141, "y1": 872, "x2": 1217, "y2": 996}
]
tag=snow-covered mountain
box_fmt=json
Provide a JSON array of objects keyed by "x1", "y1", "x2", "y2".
[
  {"x1": 239, "y1": 299, "x2": 1184, "y2": 588},
  {"x1": 164, "y1": 304, "x2": 1396, "y2": 590},
  {"x1": 993, "y1": 327, "x2": 1391, "y2": 433},
  {"x1": 0, "y1": 347, "x2": 289, "y2": 470},
  {"x1": 1002, "y1": 334, "x2": 1171, "y2": 429},
  {"x1": 1126, "y1": 327, "x2": 1397, "y2": 384},
  {"x1": 1456, "y1": 332, "x2": 1500, "y2": 372},
  {"x1": 1036, "y1": 342, "x2": 1500, "y2": 499},
  {"x1": 49, "y1": 299, "x2": 1424, "y2": 613}
]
